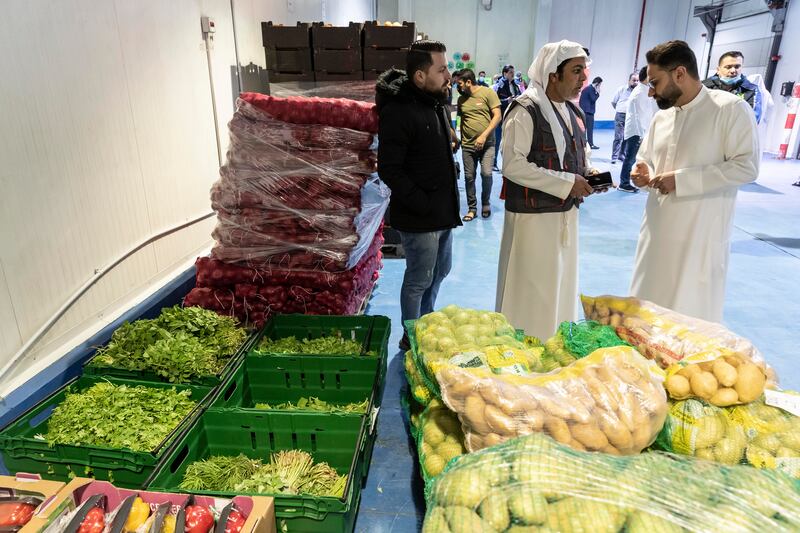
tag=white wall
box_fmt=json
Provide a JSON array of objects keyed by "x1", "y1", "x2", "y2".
[
  {"x1": 764, "y1": 1, "x2": 800, "y2": 154},
  {"x1": 0, "y1": 0, "x2": 239, "y2": 393}
]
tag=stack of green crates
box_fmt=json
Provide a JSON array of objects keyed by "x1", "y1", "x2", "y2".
[{"x1": 147, "y1": 314, "x2": 391, "y2": 533}]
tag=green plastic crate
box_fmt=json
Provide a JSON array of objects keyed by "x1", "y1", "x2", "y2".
[
  {"x1": 146, "y1": 409, "x2": 368, "y2": 533},
  {"x1": 82, "y1": 330, "x2": 258, "y2": 387},
  {"x1": 212, "y1": 353, "x2": 377, "y2": 410},
  {"x1": 249, "y1": 315, "x2": 391, "y2": 406},
  {"x1": 0, "y1": 376, "x2": 213, "y2": 488}
]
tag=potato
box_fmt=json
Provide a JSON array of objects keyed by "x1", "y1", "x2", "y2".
[
  {"x1": 709, "y1": 387, "x2": 739, "y2": 407},
  {"x1": 568, "y1": 438, "x2": 587, "y2": 452},
  {"x1": 695, "y1": 447, "x2": 715, "y2": 461},
  {"x1": 601, "y1": 444, "x2": 621, "y2": 456},
  {"x1": 463, "y1": 394, "x2": 492, "y2": 434},
  {"x1": 690, "y1": 371, "x2": 718, "y2": 399},
  {"x1": 479, "y1": 384, "x2": 504, "y2": 406},
  {"x1": 484, "y1": 404, "x2": 517, "y2": 435},
  {"x1": 466, "y1": 433, "x2": 485, "y2": 451},
  {"x1": 734, "y1": 363, "x2": 766, "y2": 403},
  {"x1": 712, "y1": 359, "x2": 738, "y2": 387},
  {"x1": 519, "y1": 410, "x2": 545, "y2": 432},
  {"x1": 600, "y1": 418, "x2": 634, "y2": 450},
  {"x1": 544, "y1": 416, "x2": 572, "y2": 444},
  {"x1": 632, "y1": 423, "x2": 654, "y2": 450},
  {"x1": 538, "y1": 396, "x2": 572, "y2": 419},
  {"x1": 677, "y1": 364, "x2": 701, "y2": 379},
  {"x1": 665, "y1": 374, "x2": 691, "y2": 398},
  {"x1": 570, "y1": 422, "x2": 610, "y2": 450},
  {"x1": 484, "y1": 432, "x2": 505, "y2": 447},
  {"x1": 698, "y1": 361, "x2": 714, "y2": 372},
  {"x1": 725, "y1": 354, "x2": 743, "y2": 367},
  {"x1": 479, "y1": 492, "x2": 510, "y2": 531},
  {"x1": 609, "y1": 313, "x2": 622, "y2": 327}
]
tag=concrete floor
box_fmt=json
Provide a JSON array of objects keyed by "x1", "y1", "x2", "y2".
[{"x1": 355, "y1": 129, "x2": 800, "y2": 532}]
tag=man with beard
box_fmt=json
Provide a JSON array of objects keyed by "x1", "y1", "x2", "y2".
[
  {"x1": 630, "y1": 40, "x2": 759, "y2": 322},
  {"x1": 496, "y1": 40, "x2": 602, "y2": 340},
  {"x1": 454, "y1": 68, "x2": 501, "y2": 220},
  {"x1": 376, "y1": 40, "x2": 461, "y2": 350}
]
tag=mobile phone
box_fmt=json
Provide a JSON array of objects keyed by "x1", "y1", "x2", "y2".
[{"x1": 586, "y1": 171, "x2": 613, "y2": 190}]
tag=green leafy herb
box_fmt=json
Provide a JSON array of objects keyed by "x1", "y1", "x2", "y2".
[
  {"x1": 89, "y1": 305, "x2": 248, "y2": 382},
  {"x1": 45, "y1": 382, "x2": 196, "y2": 451},
  {"x1": 255, "y1": 332, "x2": 374, "y2": 356},
  {"x1": 254, "y1": 396, "x2": 368, "y2": 414},
  {"x1": 179, "y1": 451, "x2": 346, "y2": 497}
]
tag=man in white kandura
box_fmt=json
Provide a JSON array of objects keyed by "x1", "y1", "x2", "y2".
[
  {"x1": 630, "y1": 40, "x2": 759, "y2": 322},
  {"x1": 496, "y1": 40, "x2": 603, "y2": 340}
]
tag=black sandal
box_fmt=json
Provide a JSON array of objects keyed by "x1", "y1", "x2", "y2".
[
  {"x1": 463, "y1": 211, "x2": 477, "y2": 222},
  {"x1": 482, "y1": 208, "x2": 491, "y2": 218}
]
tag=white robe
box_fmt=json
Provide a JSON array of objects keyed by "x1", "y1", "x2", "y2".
[
  {"x1": 496, "y1": 104, "x2": 586, "y2": 340},
  {"x1": 630, "y1": 86, "x2": 759, "y2": 322}
]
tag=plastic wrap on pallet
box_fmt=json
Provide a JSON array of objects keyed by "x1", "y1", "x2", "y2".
[
  {"x1": 239, "y1": 91, "x2": 378, "y2": 132},
  {"x1": 211, "y1": 177, "x2": 389, "y2": 268}
]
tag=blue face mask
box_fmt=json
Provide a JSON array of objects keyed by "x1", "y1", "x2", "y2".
[{"x1": 720, "y1": 74, "x2": 742, "y2": 85}]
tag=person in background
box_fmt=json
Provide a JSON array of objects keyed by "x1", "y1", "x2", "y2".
[
  {"x1": 376, "y1": 40, "x2": 461, "y2": 350},
  {"x1": 618, "y1": 66, "x2": 657, "y2": 193},
  {"x1": 477, "y1": 70, "x2": 489, "y2": 87},
  {"x1": 497, "y1": 40, "x2": 604, "y2": 340},
  {"x1": 749, "y1": 73, "x2": 774, "y2": 154},
  {"x1": 493, "y1": 65, "x2": 522, "y2": 171},
  {"x1": 514, "y1": 71, "x2": 527, "y2": 91},
  {"x1": 579, "y1": 76, "x2": 602, "y2": 149},
  {"x1": 703, "y1": 51, "x2": 761, "y2": 123},
  {"x1": 611, "y1": 72, "x2": 639, "y2": 163},
  {"x1": 630, "y1": 40, "x2": 758, "y2": 322},
  {"x1": 454, "y1": 68, "x2": 502, "y2": 221}
]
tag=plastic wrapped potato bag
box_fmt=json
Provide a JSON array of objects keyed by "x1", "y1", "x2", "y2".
[
  {"x1": 423, "y1": 432, "x2": 800, "y2": 533},
  {"x1": 437, "y1": 346, "x2": 668, "y2": 454},
  {"x1": 656, "y1": 396, "x2": 800, "y2": 477},
  {"x1": 581, "y1": 295, "x2": 773, "y2": 379},
  {"x1": 664, "y1": 351, "x2": 767, "y2": 407}
]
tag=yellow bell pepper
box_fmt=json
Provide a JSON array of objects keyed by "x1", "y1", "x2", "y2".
[{"x1": 123, "y1": 497, "x2": 150, "y2": 532}]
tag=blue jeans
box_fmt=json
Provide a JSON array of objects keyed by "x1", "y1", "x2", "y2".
[
  {"x1": 619, "y1": 135, "x2": 642, "y2": 188},
  {"x1": 399, "y1": 229, "x2": 453, "y2": 325},
  {"x1": 612, "y1": 112, "x2": 626, "y2": 161},
  {"x1": 462, "y1": 143, "x2": 496, "y2": 212}
]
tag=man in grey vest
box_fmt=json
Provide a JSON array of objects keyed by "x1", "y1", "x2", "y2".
[{"x1": 496, "y1": 40, "x2": 602, "y2": 340}]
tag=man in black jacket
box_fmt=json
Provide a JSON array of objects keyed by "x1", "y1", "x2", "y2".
[
  {"x1": 579, "y1": 76, "x2": 602, "y2": 149},
  {"x1": 702, "y1": 50, "x2": 762, "y2": 123},
  {"x1": 376, "y1": 40, "x2": 461, "y2": 350}
]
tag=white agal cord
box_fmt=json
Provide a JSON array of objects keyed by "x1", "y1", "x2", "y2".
[{"x1": 0, "y1": 212, "x2": 215, "y2": 399}]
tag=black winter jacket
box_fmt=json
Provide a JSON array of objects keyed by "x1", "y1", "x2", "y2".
[{"x1": 376, "y1": 69, "x2": 461, "y2": 233}]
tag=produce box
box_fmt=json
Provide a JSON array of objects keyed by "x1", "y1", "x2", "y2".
[
  {"x1": 261, "y1": 22, "x2": 311, "y2": 49},
  {"x1": 267, "y1": 71, "x2": 316, "y2": 83},
  {"x1": 0, "y1": 376, "x2": 213, "y2": 488},
  {"x1": 363, "y1": 21, "x2": 416, "y2": 49},
  {"x1": 249, "y1": 314, "x2": 390, "y2": 406},
  {"x1": 313, "y1": 49, "x2": 362, "y2": 73},
  {"x1": 45, "y1": 478, "x2": 275, "y2": 533},
  {"x1": 362, "y1": 48, "x2": 408, "y2": 72},
  {"x1": 0, "y1": 474, "x2": 71, "y2": 532},
  {"x1": 311, "y1": 22, "x2": 362, "y2": 50},
  {"x1": 265, "y1": 48, "x2": 313, "y2": 72},
  {"x1": 146, "y1": 409, "x2": 368, "y2": 532}
]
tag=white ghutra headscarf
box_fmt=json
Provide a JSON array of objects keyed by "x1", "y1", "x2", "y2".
[{"x1": 522, "y1": 40, "x2": 590, "y2": 166}]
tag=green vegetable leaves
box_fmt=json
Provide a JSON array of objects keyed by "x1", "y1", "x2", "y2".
[
  {"x1": 89, "y1": 306, "x2": 248, "y2": 382},
  {"x1": 255, "y1": 331, "x2": 374, "y2": 357},
  {"x1": 45, "y1": 382, "x2": 196, "y2": 451},
  {"x1": 254, "y1": 397, "x2": 368, "y2": 414},
  {"x1": 179, "y1": 451, "x2": 346, "y2": 497}
]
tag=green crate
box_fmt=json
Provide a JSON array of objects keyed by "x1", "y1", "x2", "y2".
[
  {"x1": 147, "y1": 409, "x2": 368, "y2": 533},
  {"x1": 82, "y1": 330, "x2": 258, "y2": 387},
  {"x1": 250, "y1": 315, "x2": 390, "y2": 406},
  {"x1": 0, "y1": 376, "x2": 212, "y2": 488},
  {"x1": 212, "y1": 354, "x2": 377, "y2": 410}
]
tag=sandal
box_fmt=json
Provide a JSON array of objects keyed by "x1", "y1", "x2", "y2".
[
  {"x1": 482, "y1": 208, "x2": 491, "y2": 218},
  {"x1": 462, "y1": 211, "x2": 477, "y2": 222}
]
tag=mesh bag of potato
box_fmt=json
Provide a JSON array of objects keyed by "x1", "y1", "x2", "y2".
[
  {"x1": 436, "y1": 346, "x2": 668, "y2": 454},
  {"x1": 416, "y1": 401, "x2": 468, "y2": 483},
  {"x1": 422, "y1": 432, "x2": 800, "y2": 533},
  {"x1": 664, "y1": 351, "x2": 767, "y2": 406},
  {"x1": 655, "y1": 396, "x2": 800, "y2": 478}
]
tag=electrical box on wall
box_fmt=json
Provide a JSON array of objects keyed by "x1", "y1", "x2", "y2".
[
  {"x1": 201, "y1": 16, "x2": 215, "y2": 39},
  {"x1": 780, "y1": 81, "x2": 795, "y2": 97}
]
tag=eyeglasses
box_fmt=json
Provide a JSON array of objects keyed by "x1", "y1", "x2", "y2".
[{"x1": 647, "y1": 67, "x2": 679, "y2": 90}]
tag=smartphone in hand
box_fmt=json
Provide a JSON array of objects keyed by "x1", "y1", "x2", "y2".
[{"x1": 586, "y1": 171, "x2": 613, "y2": 190}]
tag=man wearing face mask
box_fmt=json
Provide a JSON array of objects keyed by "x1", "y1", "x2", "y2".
[
  {"x1": 455, "y1": 68, "x2": 502, "y2": 221},
  {"x1": 703, "y1": 51, "x2": 761, "y2": 123},
  {"x1": 611, "y1": 72, "x2": 639, "y2": 163},
  {"x1": 496, "y1": 40, "x2": 603, "y2": 340},
  {"x1": 477, "y1": 70, "x2": 489, "y2": 87},
  {"x1": 376, "y1": 40, "x2": 461, "y2": 350},
  {"x1": 629, "y1": 41, "x2": 758, "y2": 322}
]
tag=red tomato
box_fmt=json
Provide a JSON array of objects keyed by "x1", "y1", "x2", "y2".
[
  {"x1": 0, "y1": 502, "x2": 36, "y2": 526},
  {"x1": 77, "y1": 507, "x2": 105, "y2": 533},
  {"x1": 224, "y1": 509, "x2": 247, "y2": 533}
]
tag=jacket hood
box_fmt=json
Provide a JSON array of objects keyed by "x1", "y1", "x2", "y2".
[{"x1": 375, "y1": 67, "x2": 446, "y2": 112}]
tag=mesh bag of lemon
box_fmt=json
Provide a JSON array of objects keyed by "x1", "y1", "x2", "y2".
[
  {"x1": 422, "y1": 432, "x2": 800, "y2": 533},
  {"x1": 436, "y1": 346, "x2": 668, "y2": 454},
  {"x1": 407, "y1": 306, "x2": 544, "y2": 397},
  {"x1": 541, "y1": 320, "x2": 629, "y2": 370},
  {"x1": 405, "y1": 350, "x2": 436, "y2": 406},
  {"x1": 581, "y1": 295, "x2": 774, "y2": 378},
  {"x1": 416, "y1": 400, "x2": 469, "y2": 483},
  {"x1": 654, "y1": 396, "x2": 800, "y2": 478}
]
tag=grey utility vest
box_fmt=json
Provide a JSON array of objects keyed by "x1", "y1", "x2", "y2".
[{"x1": 502, "y1": 95, "x2": 587, "y2": 214}]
